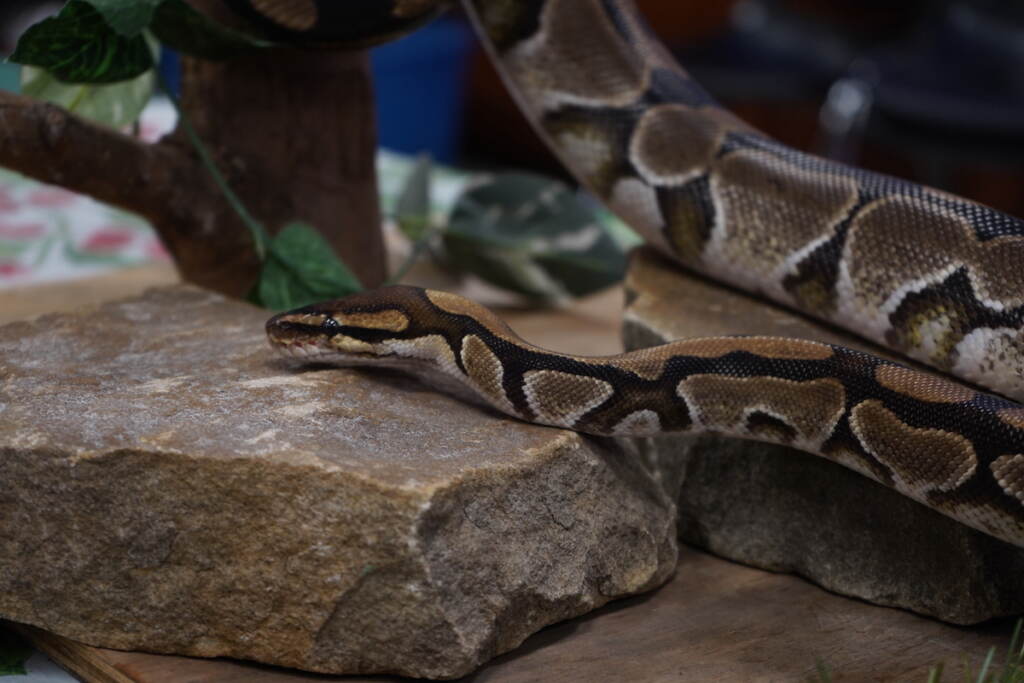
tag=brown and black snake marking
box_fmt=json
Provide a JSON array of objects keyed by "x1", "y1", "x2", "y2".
[
  {"x1": 222, "y1": 0, "x2": 443, "y2": 46},
  {"x1": 267, "y1": 286, "x2": 1024, "y2": 548},
  {"x1": 250, "y1": 0, "x2": 1024, "y2": 549},
  {"x1": 250, "y1": 0, "x2": 318, "y2": 31},
  {"x1": 465, "y1": 0, "x2": 1024, "y2": 402}
]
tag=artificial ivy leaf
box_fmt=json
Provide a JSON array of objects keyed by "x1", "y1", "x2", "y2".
[
  {"x1": 21, "y1": 64, "x2": 155, "y2": 129},
  {"x1": 445, "y1": 172, "x2": 627, "y2": 302},
  {"x1": 150, "y1": 0, "x2": 275, "y2": 60},
  {"x1": 395, "y1": 155, "x2": 432, "y2": 242},
  {"x1": 257, "y1": 222, "x2": 363, "y2": 311},
  {"x1": 84, "y1": 0, "x2": 163, "y2": 36},
  {"x1": 10, "y1": 1, "x2": 153, "y2": 83},
  {"x1": 534, "y1": 250, "x2": 628, "y2": 297}
]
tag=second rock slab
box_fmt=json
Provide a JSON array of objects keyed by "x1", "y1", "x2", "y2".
[{"x1": 622, "y1": 248, "x2": 1024, "y2": 625}]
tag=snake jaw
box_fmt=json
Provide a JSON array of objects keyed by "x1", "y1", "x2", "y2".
[
  {"x1": 271, "y1": 339, "x2": 326, "y2": 359},
  {"x1": 266, "y1": 306, "x2": 400, "y2": 364},
  {"x1": 266, "y1": 310, "x2": 334, "y2": 359},
  {"x1": 268, "y1": 334, "x2": 386, "y2": 363}
]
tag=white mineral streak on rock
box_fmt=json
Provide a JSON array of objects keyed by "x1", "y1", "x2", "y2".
[{"x1": 138, "y1": 376, "x2": 191, "y2": 394}]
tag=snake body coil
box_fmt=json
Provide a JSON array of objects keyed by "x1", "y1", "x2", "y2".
[
  {"x1": 258, "y1": 0, "x2": 1024, "y2": 549},
  {"x1": 267, "y1": 286, "x2": 1024, "y2": 548}
]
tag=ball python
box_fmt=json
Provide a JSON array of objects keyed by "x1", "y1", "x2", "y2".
[{"x1": 253, "y1": 0, "x2": 1024, "y2": 548}]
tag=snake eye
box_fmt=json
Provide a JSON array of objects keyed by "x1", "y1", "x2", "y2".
[{"x1": 322, "y1": 317, "x2": 341, "y2": 331}]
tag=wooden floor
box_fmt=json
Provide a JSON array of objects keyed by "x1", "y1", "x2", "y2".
[
  {"x1": 0, "y1": 264, "x2": 180, "y2": 325},
  {"x1": 2, "y1": 265, "x2": 1017, "y2": 682},
  {"x1": 15, "y1": 552, "x2": 1016, "y2": 682}
]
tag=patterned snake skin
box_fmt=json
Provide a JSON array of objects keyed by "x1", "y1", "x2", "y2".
[{"x1": 251, "y1": 0, "x2": 1024, "y2": 548}]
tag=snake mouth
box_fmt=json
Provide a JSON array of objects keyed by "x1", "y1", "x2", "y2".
[
  {"x1": 269, "y1": 337, "x2": 395, "y2": 371},
  {"x1": 270, "y1": 337, "x2": 331, "y2": 360},
  {"x1": 266, "y1": 309, "x2": 335, "y2": 353},
  {"x1": 266, "y1": 314, "x2": 332, "y2": 360}
]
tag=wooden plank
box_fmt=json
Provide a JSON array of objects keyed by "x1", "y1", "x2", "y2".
[
  {"x1": 13, "y1": 625, "x2": 137, "y2": 683},
  {"x1": 11, "y1": 551, "x2": 1015, "y2": 682},
  {"x1": 0, "y1": 264, "x2": 180, "y2": 324},
  {"x1": 498, "y1": 284, "x2": 624, "y2": 356}
]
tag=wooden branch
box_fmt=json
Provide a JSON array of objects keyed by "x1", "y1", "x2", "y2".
[
  {"x1": 0, "y1": 90, "x2": 262, "y2": 295},
  {"x1": 0, "y1": 91, "x2": 182, "y2": 215}
]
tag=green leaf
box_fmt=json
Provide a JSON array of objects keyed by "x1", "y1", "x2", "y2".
[
  {"x1": 83, "y1": 0, "x2": 163, "y2": 36},
  {"x1": 61, "y1": 243, "x2": 134, "y2": 266},
  {"x1": 0, "y1": 626, "x2": 33, "y2": 676},
  {"x1": 21, "y1": 64, "x2": 154, "y2": 128},
  {"x1": 395, "y1": 155, "x2": 432, "y2": 242},
  {"x1": 0, "y1": 242, "x2": 31, "y2": 258},
  {"x1": 150, "y1": 0, "x2": 275, "y2": 60},
  {"x1": 10, "y1": 1, "x2": 153, "y2": 83},
  {"x1": 444, "y1": 172, "x2": 627, "y2": 302},
  {"x1": 256, "y1": 222, "x2": 363, "y2": 311}
]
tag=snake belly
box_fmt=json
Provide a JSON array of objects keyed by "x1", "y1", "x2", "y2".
[{"x1": 247, "y1": 0, "x2": 1024, "y2": 549}]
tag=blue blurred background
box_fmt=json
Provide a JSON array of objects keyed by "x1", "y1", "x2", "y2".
[{"x1": 370, "y1": 17, "x2": 473, "y2": 164}]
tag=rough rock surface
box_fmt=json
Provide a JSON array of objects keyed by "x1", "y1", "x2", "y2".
[
  {"x1": 0, "y1": 285, "x2": 678, "y2": 679},
  {"x1": 622, "y1": 248, "x2": 1024, "y2": 625}
]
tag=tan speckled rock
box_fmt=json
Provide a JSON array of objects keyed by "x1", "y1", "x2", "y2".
[
  {"x1": 0, "y1": 285, "x2": 677, "y2": 679},
  {"x1": 622, "y1": 247, "x2": 1024, "y2": 625}
]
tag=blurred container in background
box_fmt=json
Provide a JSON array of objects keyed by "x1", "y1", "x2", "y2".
[
  {"x1": 0, "y1": 63, "x2": 18, "y2": 92},
  {"x1": 370, "y1": 17, "x2": 474, "y2": 164}
]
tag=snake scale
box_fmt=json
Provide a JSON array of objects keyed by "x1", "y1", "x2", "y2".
[{"x1": 250, "y1": 0, "x2": 1024, "y2": 549}]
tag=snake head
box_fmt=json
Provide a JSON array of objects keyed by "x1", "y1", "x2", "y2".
[
  {"x1": 266, "y1": 285, "x2": 522, "y2": 407},
  {"x1": 265, "y1": 286, "x2": 424, "y2": 363}
]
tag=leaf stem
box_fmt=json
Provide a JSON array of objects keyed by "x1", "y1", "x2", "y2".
[
  {"x1": 67, "y1": 84, "x2": 89, "y2": 113},
  {"x1": 156, "y1": 70, "x2": 269, "y2": 260},
  {"x1": 384, "y1": 218, "x2": 439, "y2": 286}
]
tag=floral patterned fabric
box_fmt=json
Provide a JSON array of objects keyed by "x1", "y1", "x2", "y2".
[
  {"x1": 0, "y1": 172, "x2": 173, "y2": 287},
  {"x1": 0, "y1": 99, "x2": 178, "y2": 289}
]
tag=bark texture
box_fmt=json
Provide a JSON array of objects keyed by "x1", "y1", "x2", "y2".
[{"x1": 175, "y1": 47, "x2": 385, "y2": 291}]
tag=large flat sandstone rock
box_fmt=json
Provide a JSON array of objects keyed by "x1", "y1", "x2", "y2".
[
  {"x1": 0, "y1": 285, "x2": 677, "y2": 679},
  {"x1": 622, "y1": 248, "x2": 1024, "y2": 624}
]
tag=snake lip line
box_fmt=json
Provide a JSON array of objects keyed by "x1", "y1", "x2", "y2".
[
  {"x1": 269, "y1": 339, "x2": 328, "y2": 359},
  {"x1": 269, "y1": 338, "x2": 384, "y2": 365}
]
